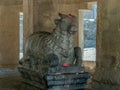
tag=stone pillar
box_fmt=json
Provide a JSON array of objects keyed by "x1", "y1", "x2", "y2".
[
  {"x1": 78, "y1": 10, "x2": 84, "y2": 52},
  {"x1": 0, "y1": 1, "x2": 22, "y2": 68},
  {"x1": 92, "y1": 0, "x2": 120, "y2": 90}
]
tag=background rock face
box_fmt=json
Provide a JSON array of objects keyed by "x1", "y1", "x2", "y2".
[{"x1": 92, "y1": 0, "x2": 120, "y2": 90}]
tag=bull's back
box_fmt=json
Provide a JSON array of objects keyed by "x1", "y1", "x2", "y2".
[{"x1": 25, "y1": 32, "x2": 52, "y2": 58}]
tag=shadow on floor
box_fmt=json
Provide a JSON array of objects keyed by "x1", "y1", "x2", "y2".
[{"x1": 0, "y1": 69, "x2": 21, "y2": 90}]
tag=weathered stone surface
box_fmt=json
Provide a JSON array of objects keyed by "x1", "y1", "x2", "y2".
[
  {"x1": 47, "y1": 72, "x2": 90, "y2": 81},
  {"x1": 47, "y1": 79, "x2": 87, "y2": 86},
  {"x1": 48, "y1": 84, "x2": 88, "y2": 90},
  {"x1": 48, "y1": 66, "x2": 85, "y2": 74},
  {"x1": 0, "y1": 2, "x2": 22, "y2": 68},
  {"x1": 91, "y1": 0, "x2": 120, "y2": 89},
  {"x1": 21, "y1": 83, "x2": 41, "y2": 90},
  {"x1": 0, "y1": 69, "x2": 21, "y2": 90},
  {"x1": 18, "y1": 66, "x2": 47, "y2": 89},
  {"x1": 0, "y1": 0, "x2": 22, "y2": 6},
  {"x1": 92, "y1": 81, "x2": 120, "y2": 90},
  {"x1": 47, "y1": 66, "x2": 90, "y2": 90}
]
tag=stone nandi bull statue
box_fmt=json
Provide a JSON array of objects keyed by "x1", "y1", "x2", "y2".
[
  {"x1": 19, "y1": 13, "x2": 84, "y2": 90},
  {"x1": 21, "y1": 13, "x2": 82, "y2": 69}
]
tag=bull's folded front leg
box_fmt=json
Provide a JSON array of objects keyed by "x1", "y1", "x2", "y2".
[
  {"x1": 74, "y1": 47, "x2": 82, "y2": 66},
  {"x1": 48, "y1": 53, "x2": 59, "y2": 67}
]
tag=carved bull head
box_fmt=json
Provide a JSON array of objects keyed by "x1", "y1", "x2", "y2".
[{"x1": 55, "y1": 13, "x2": 78, "y2": 34}]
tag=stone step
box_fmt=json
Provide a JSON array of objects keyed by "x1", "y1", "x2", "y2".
[
  {"x1": 48, "y1": 66, "x2": 85, "y2": 74},
  {"x1": 48, "y1": 84, "x2": 88, "y2": 90},
  {"x1": 47, "y1": 78, "x2": 87, "y2": 86},
  {"x1": 21, "y1": 78, "x2": 47, "y2": 89},
  {"x1": 47, "y1": 72, "x2": 90, "y2": 81}
]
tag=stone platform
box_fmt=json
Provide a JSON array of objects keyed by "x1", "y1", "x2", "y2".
[
  {"x1": 18, "y1": 66, "x2": 91, "y2": 90},
  {"x1": 47, "y1": 66, "x2": 90, "y2": 90},
  {"x1": 18, "y1": 66, "x2": 48, "y2": 90}
]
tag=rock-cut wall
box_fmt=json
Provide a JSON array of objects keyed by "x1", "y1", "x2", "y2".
[{"x1": 92, "y1": 0, "x2": 120, "y2": 90}]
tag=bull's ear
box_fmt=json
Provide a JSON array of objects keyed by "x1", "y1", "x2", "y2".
[
  {"x1": 59, "y1": 13, "x2": 67, "y2": 18},
  {"x1": 54, "y1": 19, "x2": 60, "y2": 25}
]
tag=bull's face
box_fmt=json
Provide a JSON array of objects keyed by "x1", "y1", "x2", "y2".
[{"x1": 55, "y1": 13, "x2": 78, "y2": 35}]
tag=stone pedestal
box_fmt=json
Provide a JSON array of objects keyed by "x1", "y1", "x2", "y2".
[
  {"x1": 18, "y1": 66, "x2": 48, "y2": 90},
  {"x1": 47, "y1": 66, "x2": 90, "y2": 90},
  {"x1": 91, "y1": 0, "x2": 120, "y2": 89}
]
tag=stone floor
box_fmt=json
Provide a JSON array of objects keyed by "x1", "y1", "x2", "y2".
[{"x1": 0, "y1": 68, "x2": 21, "y2": 90}]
